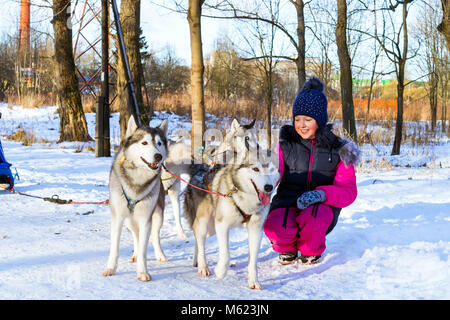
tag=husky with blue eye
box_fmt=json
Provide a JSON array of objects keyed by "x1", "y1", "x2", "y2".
[
  {"x1": 183, "y1": 150, "x2": 280, "y2": 290},
  {"x1": 102, "y1": 116, "x2": 168, "y2": 282}
]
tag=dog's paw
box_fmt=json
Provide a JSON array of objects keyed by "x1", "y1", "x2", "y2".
[
  {"x1": 102, "y1": 268, "x2": 115, "y2": 277},
  {"x1": 129, "y1": 255, "x2": 137, "y2": 263},
  {"x1": 248, "y1": 280, "x2": 263, "y2": 290},
  {"x1": 214, "y1": 265, "x2": 228, "y2": 280},
  {"x1": 156, "y1": 253, "x2": 168, "y2": 262},
  {"x1": 177, "y1": 231, "x2": 189, "y2": 239},
  {"x1": 198, "y1": 267, "x2": 211, "y2": 277},
  {"x1": 137, "y1": 272, "x2": 152, "y2": 282}
]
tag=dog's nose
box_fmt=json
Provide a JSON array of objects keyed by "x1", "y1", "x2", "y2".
[
  {"x1": 154, "y1": 153, "x2": 162, "y2": 162},
  {"x1": 264, "y1": 184, "x2": 273, "y2": 192}
]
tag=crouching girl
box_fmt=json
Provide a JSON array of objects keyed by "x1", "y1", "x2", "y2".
[{"x1": 264, "y1": 77, "x2": 360, "y2": 265}]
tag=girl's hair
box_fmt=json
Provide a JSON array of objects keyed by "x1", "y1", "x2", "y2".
[{"x1": 314, "y1": 123, "x2": 343, "y2": 149}]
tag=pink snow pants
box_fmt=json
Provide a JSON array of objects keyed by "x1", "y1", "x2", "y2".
[{"x1": 263, "y1": 204, "x2": 334, "y2": 256}]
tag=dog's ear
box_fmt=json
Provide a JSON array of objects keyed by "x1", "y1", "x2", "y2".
[
  {"x1": 158, "y1": 119, "x2": 168, "y2": 135},
  {"x1": 243, "y1": 118, "x2": 256, "y2": 129},
  {"x1": 125, "y1": 116, "x2": 138, "y2": 139},
  {"x1": 230, "y1": 118, "x2": 240, "y2": 132}
]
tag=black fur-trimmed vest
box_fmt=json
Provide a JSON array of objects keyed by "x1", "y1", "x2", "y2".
[{"x1": 270, "y1": 124, "x2": 345, "y2": 234}]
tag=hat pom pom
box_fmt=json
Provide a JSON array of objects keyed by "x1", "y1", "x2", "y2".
[{"x1": 301, "y1": 76, "x2": 324, "y2": 93}]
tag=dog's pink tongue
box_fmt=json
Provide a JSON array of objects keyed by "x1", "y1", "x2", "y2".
[{"x1": 259, "y1": 191, "x2": 270, "y2": 206}]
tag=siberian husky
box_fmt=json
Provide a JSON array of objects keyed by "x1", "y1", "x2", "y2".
[
  {"x1": 184, "y1": 152, "x2": 280, "y2": 289},
  {"x1": 161, "y1": 118, "x2": 259, "y2": 239},
  {"x1": 102, "y1": 116, "x2": 169, "y2": 282}
]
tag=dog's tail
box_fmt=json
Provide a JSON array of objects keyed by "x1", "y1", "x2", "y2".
[{"x1": 183, "y1": 185, "x2": 197, "y2": 228}]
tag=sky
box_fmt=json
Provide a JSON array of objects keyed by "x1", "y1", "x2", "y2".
[
  {"x1": 0, "y1": 0, "x2": 228, "y2": 66},
  {"x1": 0, "y1": 0, "x2": 431, "y2": 80}
]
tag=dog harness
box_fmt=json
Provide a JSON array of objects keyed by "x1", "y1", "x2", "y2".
[
  {"x1": 121, "y1": 185, "x2": 140, "y2": 212},
  {"x1": 226, "y1": 186, "x2": 252, "y2": 223},
  {"x1": 235, "y1": 203, "x2": 252, "y2": 223}
]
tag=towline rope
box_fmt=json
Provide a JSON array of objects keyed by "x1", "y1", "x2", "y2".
[{"x1": 0, "y1": 184, "x2": 109, "y2": 205}]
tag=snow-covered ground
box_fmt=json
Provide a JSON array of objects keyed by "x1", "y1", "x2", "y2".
[{"x1": 0, "y1": 103, "x2": 449, "y2": 300}]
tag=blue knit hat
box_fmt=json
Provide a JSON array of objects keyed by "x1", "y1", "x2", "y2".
[{"x1": 292, "y1": 77, "x2": 328, "y2": 126}]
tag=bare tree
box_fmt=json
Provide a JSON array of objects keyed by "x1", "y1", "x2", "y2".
[
  {"x1": 307, "y1": 0, "x2": 338, "y2": 94},
  {"x1": 116, "y1": 0, "x2": 146, "y2": 140},
  {"x1": 336, "y1": 0, "x2": 357, "y2": 141},
  {"x1": 438, "y1": 44, "x2": 449, "y2": 133},
  {"x1": 417, "y1": 1, "x2": 442, "y2": 131},
  {"x1": 51, "y1": 0, "x2": 91, "y2": 142},
  {"x1": 438, "y1": 0, "x2": 450, "y2": 49},
  {"x1": 230, "y1": 0, "x2": 284, "y2": 149},
  {"x1": 188, "y1": 0, "x2": 206, "y2": 162},
  {"x1": 290, "y1": 0, "x2": 307, "y2": 89},
  {"x1": 204, "y1": 39, "x2": 251, "y2": 99},
  {"x1": 355, "y1": 0, "x2": 419, "y2": 155},
  {"x1": 203, "y1": 0, "x2": 309, "y2": 92}
]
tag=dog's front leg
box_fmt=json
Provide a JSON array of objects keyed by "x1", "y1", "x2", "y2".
[
  {"x1": 136, "y1": 219, "x2": 152, "y2": 282},
  {"x1": 151, "y1": 205, "x2": 168, "y2": 262},
  {"x1": 102, "y1": 214, "x2": 124, "y2": 277},
  {"x1": 168, "y1": 186, "x2": 188, "y2": 239},
  {"x1": 214, "y1": 221, "x2": 230, "y2": 280},
  {"x1": 247, "y1": 217, "x2": 263, "y2": 290},
  {"x1": 194, "y1": 220, "x2": 211, "y2": 276}
]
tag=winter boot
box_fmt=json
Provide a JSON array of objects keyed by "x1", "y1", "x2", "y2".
[
  {"x1": 300, "y1": 254, "x2": 321, "y2": 265},
  {"x1": 279, "y1": 252, "x2": 298, "y2": 265}
]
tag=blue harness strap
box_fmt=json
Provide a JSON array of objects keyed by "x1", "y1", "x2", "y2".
[{"x1": 121, "y1": 187, "x2": 140, "y2": 213}]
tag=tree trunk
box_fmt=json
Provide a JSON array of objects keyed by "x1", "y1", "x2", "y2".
[
  {"x1": 51, "y1": 0, "x2": 91, "y2": 142},
  {"x1": 117, "y1": 0, "x2": 146, "y2": 140},
  {"x1": 438, "y1": 0, "x2": 450, "y2": 50},
  {"x1": 188, "y1": 0, "x2": 206, "y2": 163},
  {"x1": 430, "y1": 74, "x2": 438, "y2": 131},
  {"x1": 292, "y1": 0, "x2": 306, "y2": 90},
  {"x1": 391, "y1": 2, "x2": 410, "y2": 156},
  {"x1": 264, "y1": 67, "x2": 273, "y2": 149},
  {"x1": 442, "y1": 67, "x2": 449, "y2": 133},
  {"x1": 335, "y1": 0, "x2": 357, "y2": 142},
  {"x1": 392, "y1": 72, "x2": 404, "y2": 155}
]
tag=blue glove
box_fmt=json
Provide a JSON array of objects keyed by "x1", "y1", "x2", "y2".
[{"x1": 297, "y1": 190, "x2": 326, "y2": 209}]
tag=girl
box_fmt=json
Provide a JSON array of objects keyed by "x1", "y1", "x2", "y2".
[{"x1": 264, "y1": 77, "x2": 360, "y2": 265}]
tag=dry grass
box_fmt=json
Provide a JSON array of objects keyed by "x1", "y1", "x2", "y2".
[
  {"x1": 356, "y1": 156, "x2": 393, "y2": 173},
  {"x1": 6, "y1": 90, "x2": 447, "y2": 151},
  {"x1": 152, "y1": 91, "x2": 277, "y2": 121},
  {"x1": 74, "y1": 144, "x2": 95, "y2": 153},
  {"x1": 7, "y1": 126, "x2": 37, "y2": 146},
  {"x1": 7, "y1": 93, "x2": 53, "y2": 109},
  {"x1": 328, "y1": 97, "x2": 432, "y2": 122}
]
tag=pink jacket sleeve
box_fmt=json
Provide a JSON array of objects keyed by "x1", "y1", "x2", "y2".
[{"x1": 316, "y1": 161, "x2": 357, "y2": 208}]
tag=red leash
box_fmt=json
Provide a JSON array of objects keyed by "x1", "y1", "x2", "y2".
[
  {"x1": 68, "y1": 200, "x2": 109, "y2": 205},
  {"x1": 162, "y1": 164, "x2": 229, "y2": 198}
]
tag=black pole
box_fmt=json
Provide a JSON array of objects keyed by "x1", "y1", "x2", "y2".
[
  {"x1": 95, "y1": 96, "x2": 105, "y2": 157},
  {"x1": 110, "y1": 0, "x2": 142, "y2": 127},
  {"x1": 102, "y1": 0, "x2": 110, "y2": 156}
]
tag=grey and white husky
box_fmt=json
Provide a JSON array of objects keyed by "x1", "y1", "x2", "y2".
[
  {"x1": 184, "y1": 152, "x2": 280, "y2": 289},
  {"x1": 161, "y1": 118, "x2": 259, "y2": 239},
  {"x1": 102, "y1": 116, "x2": 169, "y2": 282}
]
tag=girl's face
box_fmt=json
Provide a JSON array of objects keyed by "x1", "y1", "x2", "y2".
[{"x1": 294, "y1": 115, "x2": 319, "y2": 140}]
